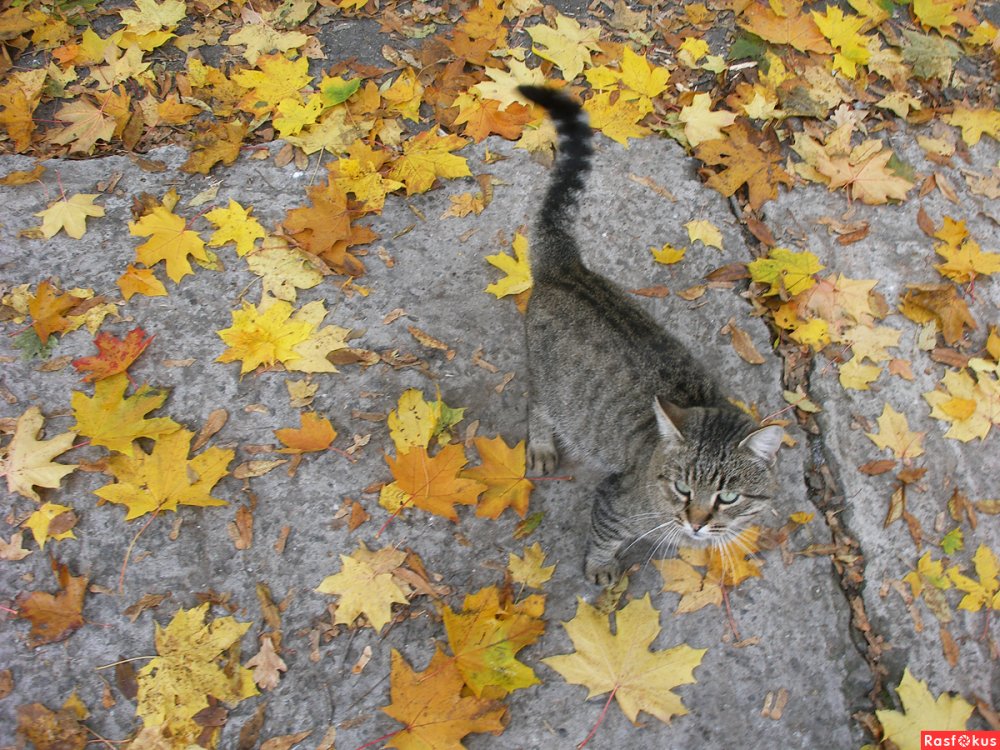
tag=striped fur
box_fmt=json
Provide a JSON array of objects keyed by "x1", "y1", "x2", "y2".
[{"x1": 520, "y1": 85, "x2": 782, "y2": 585}]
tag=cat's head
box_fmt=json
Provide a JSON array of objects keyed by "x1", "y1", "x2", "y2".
[{"x1": 646, "y1": 397, "x2": 782, "y2": 546}]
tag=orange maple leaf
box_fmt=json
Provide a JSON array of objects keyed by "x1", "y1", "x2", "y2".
[
  {"x1": 28, "y1": 280, "x2": 85, "y2": 343},
  {"x1": 71, "y1": 326, "x2": 153, "y2": 382},
  {"x1": 16, "y1": 559, "x2": 87, "y2": 647},
  {"x1": 738, "y1": 2, "x2": 833, "y2": 54},
  {"x1": 275, "y1": 411, "x2": 337, "y2": 453},
  {"x1": 386, "y1": 444, "x2": 487, "y2": 521},
  {"x1": 454, "y1": 98, "x2": 533, "y2": 142},
  {"x1": 381, "y1": 648, "x2": 506, "y2": 748},
  {"x1": 695, "y1": 122, "x2": 792, "y2": 210},
  {"x1": 283, "y1": 182, "x2": 369, "y2": 276},
  {"x1": 461, "y1": 436, "x2": 534, "y2": 519}
]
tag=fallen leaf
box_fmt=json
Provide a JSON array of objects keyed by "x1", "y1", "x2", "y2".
[
  {"x1": 381, "y1": 648, "x2": 506, "y2": 749},
  {"x1": 876, "y1": 668, "x2": 973, "y2": 750},
  {"x1": 461, "y1": 436, "x2": 534, "y2": 518},
  {"x1": 71, "y1": 327, "x2": 154, "y2": 382},
  {"x1": 134, "y1": 603, "x2": 257, "y2": 745},
  {"x1": 71, "y1": 373, "x2": 180, "y2": 456},
  {"x1": 16, "y1": 559, "x2": 87, "y2": 647},
  {"x1": 543, "y1": 594, "x2": 706, "y2": 725},
  {"x1": 316, "y1": 543, "x2": 410, "y2": 631},
  {"x1": 508, "y1": 542, "x2": 556, "y2": 588},
  {"x1": 34, "y1": 193, "x2": 105, "y2": 239},
  {"x1": 275, "y1": 411, "x2": 336, "y2": 454},
  {"x1": 94, "y1": 429, "x2": 233, "y2": 520},
  {"x1": 1, "y1": 406, "x2": 77, "y2": 502}
]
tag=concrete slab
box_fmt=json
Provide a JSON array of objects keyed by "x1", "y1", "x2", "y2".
[{"x1": 1, "y1": 134, "x2": 871, "y2": 748}]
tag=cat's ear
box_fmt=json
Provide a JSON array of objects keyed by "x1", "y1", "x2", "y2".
[
  {"x1": 652, "y1": 397, "x2": 685, "y2": 444},
  {"x1": 738, "y1": 425, "x2": 783, "y2": 465}
]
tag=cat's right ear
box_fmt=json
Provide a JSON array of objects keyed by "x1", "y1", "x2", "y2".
[{"x1": 653, "y1": 397, "x2": 685, "y2": 444}]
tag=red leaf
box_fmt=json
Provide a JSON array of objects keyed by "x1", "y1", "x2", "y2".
[{"x1": 71, "y1": 327, "x2": 153, "y2": 382}]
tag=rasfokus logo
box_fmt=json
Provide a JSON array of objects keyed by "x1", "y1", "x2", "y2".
[{"x1": 922, "y1": 732, "x2": 1000, "y2": 748}]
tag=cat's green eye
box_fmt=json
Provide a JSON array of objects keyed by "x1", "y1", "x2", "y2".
[
  {"x1": 674, "y1": 480, "x2": 692, "y2": 496},
  {"x1": 717, "y1": 491, "x2": 740, "y2": 505}
]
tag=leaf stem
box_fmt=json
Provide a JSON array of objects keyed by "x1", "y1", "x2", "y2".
[{"x1": 577, "y1": 684, "x2": 618, "y2": 749}]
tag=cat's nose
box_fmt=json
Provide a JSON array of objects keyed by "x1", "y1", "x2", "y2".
[{"x1": 690, "y1": 521, "x2": 704, "y2": 532}]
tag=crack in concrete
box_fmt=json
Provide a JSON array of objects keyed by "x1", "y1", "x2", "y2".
[{"x1": 724, "y1": 198, "x2": 891, "y2": 740}]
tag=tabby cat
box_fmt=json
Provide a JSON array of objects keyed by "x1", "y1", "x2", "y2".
[{"x1": 517, "y1": 85, "x2": 783, "y2": 586}]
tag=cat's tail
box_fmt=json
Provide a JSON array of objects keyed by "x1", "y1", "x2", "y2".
[{"x1": 518, "y1": 85, "x2": 593, "y2": 274}]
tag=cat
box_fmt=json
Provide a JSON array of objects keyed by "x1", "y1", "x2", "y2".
[{"x1": 516, "y1": 85, "x2": 783, "y2": 586}]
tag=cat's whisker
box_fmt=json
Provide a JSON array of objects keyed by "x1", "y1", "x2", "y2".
[{"x1": 620, "y1": 519, "x2": 675, "y2": 556}]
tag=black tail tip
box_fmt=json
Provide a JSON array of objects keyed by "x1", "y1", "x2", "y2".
[{"x1": 517, "y1": 85, "x2": 582, "y2": 119}]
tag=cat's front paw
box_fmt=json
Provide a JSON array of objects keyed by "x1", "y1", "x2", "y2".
[
  {"x1": 584, "y1": 556, "x2": 622, "y2": 587},
  {"x1": 526, "y1": 441, "x2": 559, "y2": 475}
]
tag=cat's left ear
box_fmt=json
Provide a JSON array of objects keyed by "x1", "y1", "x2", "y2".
[{"x1": 738, "y1": 425, "x2": 783, "y2": 465}]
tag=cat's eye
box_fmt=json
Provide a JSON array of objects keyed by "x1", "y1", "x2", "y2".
[
  {"x1": 673, "y1": 480, "x2": 692, "y2": 496},
  {"x1": 716, "y1": 491, "x2": 740, "y2": 505}
]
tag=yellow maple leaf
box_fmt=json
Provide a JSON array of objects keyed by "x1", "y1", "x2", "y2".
[
  {"x1": 135, "y1": 603, "x2": 257, "y2": 745},
  {"x1": 316, "y1": 543, "x2": 410, "y2": 631},
  {"x1": 839, "y1": 356, "x2": 883, "y2": 390},
  {"x1": 485, "y1": 231, "x2": 532, "y2": 299},
  {"x1": 945, "y1": 106, "x2": 1000, "y2": 146},
  {"x1": 526, "y1": 13, "x2": 601, "y2": 82},
  {"x1": 543, "y1": 594, "x2": 706, "y2": 725},
  {"x1": 816, "y1": 146, "x2": 913, "y2": 204},
  {"x1": 47, "y1": 98, "x2": 116, "y2": 153},
  {"x1": 204, "y1": 199, "x2": 266, "y2": 257},
  {"x1": 876, "y1": 669, "x2": 973, "y2": 750},
  {"x1": 678, "y1": 93, "x2": 736, "y2": 147},
  {"x1": 387, "y1": 130, "x2": 472, "y2": 196},
  {"x1": 748, "y1": 247, "x2": 824, "y2": 296},
  {"x1": 839, "y1": 324, "x2": 900, "y2": 363},
  {"x1": 93, "y1": 429, "x2": 233, "y2": 520},
  {"x1": 117, "y1": 264, "x2": 167, "y2": 300},
  {"x1": 684, "y1": 219, "x2": 723, "y2": 250},
  {"x1": 912, "y1": 0, "x2": 959, "y2": 32},
  {"x1": 128, "y1": 203, "x2": 210, "y2": 283},
  {"x1": 946, "y1": 544, "x2": 1000, "y2": 611},
  {"x1": 788, "y1": 317, "x2": 830, "y2": 349},
  {"x1": 903, "y1": 552, "x2": 951, "y2": 599},
  {"x1": 273, "y1": 94, "x2": 324, "y2": 138},
  {"x1": 865, "y1": 404, "x2": 925, "y2": 460},
  {"x1": 215, "y1": 299, "x2": 313, "y2": 374},
  {"x1": 329, "y1": 150, "x2": 404, "y2": 212},
  {"x1": 443, "y1": 585, "x2": 545, "y2": 697},
  {"x1": 655, "y1": 557, "x2": 723, "y2": 613},
  {"x1": 0, "y1": 406, "x2": 77, "y2": 502},
  {"x1": 386, "y1": 388, "x2": 466, "y2": 453},
  {"x1": 811, "y1": 6, "x2": 871, "y2": 78},
  {"x1": 704, "y1": 526, "x2": 763, "y2": 587},
  {"x1": 244, "y1": 239, "x2": 325, "y2": 303},
  {"x1": 34, "y1": 193, "x2": 104, "y2": 239},
  {"x1": 462, "y1": 436, "x2": 534, "y2": 519},
  {"x1": 224, "y1": 23, "x2": 309, "y2": 65},
  {"x1": 934, "y1": 237, "x2": 1000, "y2": 284},
  {"x1": 386, "y1": 444, "x2": 487, "y2": 521},
  {"x1": 615, "y1": 47, "x2": 670, "y2": 102},
  {"x1": 233, "y1": 53, "x2": 311, "y2": 116},
  {"x1": 509, "y1": 542, "x2": 556, "y2": 588},
  {"x1": 71, "y1": 373, "x2": 181, "y2": 456},
  {"x1": 583, "y1": 90, "x2": 650, "y2": 146},
  {"x1": 381, "y1": 68, "x2": 423, "y2": 123},
  {"x1": 650, "y1": 243, "x2": 686, "y2": 265},
  {"x1": 23, "y1": 502, "x2": 76, "y2": 549},
  {"x1": 925, "y1": 369, "x2": 999, "y2": 442}
]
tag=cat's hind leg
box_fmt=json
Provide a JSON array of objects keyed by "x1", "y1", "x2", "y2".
[{"x1": 526, "y1": 401, "x2": 559, "y2": 475}]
